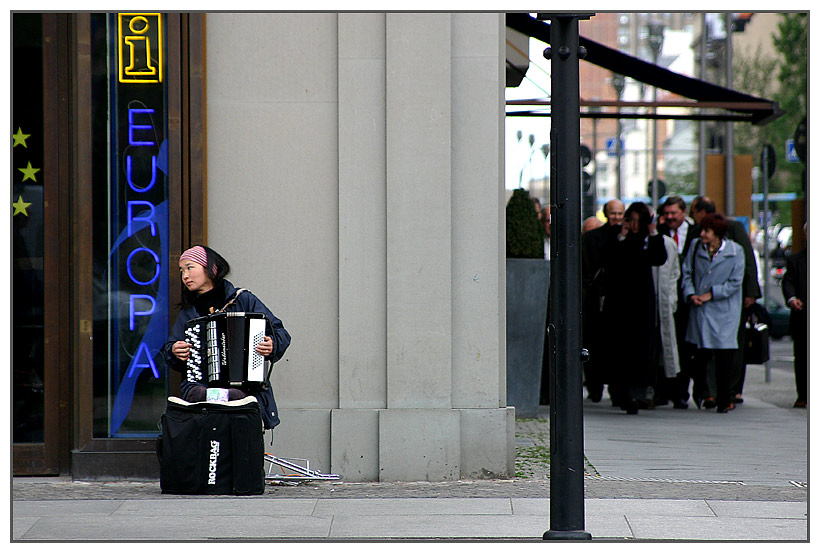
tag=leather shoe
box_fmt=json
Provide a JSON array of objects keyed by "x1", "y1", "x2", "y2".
[
  {"x1": 622, "y1": 399, "x2": 639, "y2": 414},
  {"x1": 716, "y1": 403, "x2": 736, "y2": 413},
  {"x1": 702, "y1": 397, "x2": 716, "y2": 409},
  {"x1": 733, "y1": 394, "x2": 744, "y2": 404}
]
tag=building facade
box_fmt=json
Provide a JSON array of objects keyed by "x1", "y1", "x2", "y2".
[{"x1": 12, "y1": 12, "x2": 514, "y2": 481}]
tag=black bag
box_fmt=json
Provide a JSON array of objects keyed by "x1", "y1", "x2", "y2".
[
  {"x1": 744, "y1": 303, "x2": 771, "y2": 365},
  {"x1": 157, "y1": 396, "x2": 265, "y2": 495}
]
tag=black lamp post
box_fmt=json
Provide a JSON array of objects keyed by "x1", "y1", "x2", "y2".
[{"x1": 538, "y1": 11, "x2": 593, "y2": 541}]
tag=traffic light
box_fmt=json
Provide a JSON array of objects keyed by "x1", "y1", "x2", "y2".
[
  {"x1": 582, "y1": 170, "x2": 592, "y2": 192},
  {"x1": 580, "y1": 144, "x2": 594, "y2": 219},
  {"x1": 647, "y1": 178, "x2": 667, "y2": 199}
]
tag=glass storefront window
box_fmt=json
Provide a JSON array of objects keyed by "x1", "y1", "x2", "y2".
[
  {"x1": 12, "y1": 14, "x2": 45, "y2": 444},
  {"x1": 91, "y1": 13, "x2": 170, "y2": 437}
]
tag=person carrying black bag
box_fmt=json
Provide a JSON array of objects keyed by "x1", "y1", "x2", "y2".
[{"x1": 681, "y1": 214, "x2": 745, "y2": 413}]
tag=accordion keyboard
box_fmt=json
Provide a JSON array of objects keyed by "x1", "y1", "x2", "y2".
[{"x1": 184, "y1": 323, "x2": 203, "y2": 382}]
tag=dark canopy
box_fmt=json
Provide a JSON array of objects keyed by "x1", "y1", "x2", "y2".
[{"x1": 506, "y1": 13, "x2": 782, "y2": 125}]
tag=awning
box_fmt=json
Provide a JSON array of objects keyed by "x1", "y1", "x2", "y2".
[{"x1": 505, "y1": 13, "x2": 783, "y2": 126}]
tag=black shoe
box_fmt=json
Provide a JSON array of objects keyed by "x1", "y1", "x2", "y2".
[
  {"x1": 733, "y1": 394, "x2": 744, "y2": 405},
  {"x1": 622, "y1": 399, "x2": 639, "y2": 414},
  {"x1": 716, "y1": 403, "x2": 736, "y2": 413},
  {"x1": 702, "y1": 397, "x2": 716, "y2": 409},
  {"x1": 672, "y1": 400, "x2": 689, "y2": 409}
]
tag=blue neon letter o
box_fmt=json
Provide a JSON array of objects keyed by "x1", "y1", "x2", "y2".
[{"x1": 126, "y1": 247, "x2": 161, "y2": 286}]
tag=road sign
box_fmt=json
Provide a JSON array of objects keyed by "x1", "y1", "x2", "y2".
[
  {"x1": 786, "y1": 139, "x2": 800, "y2": 163},
  {"x1": 606, "y1": 138, "x2": 623, "y2": 157}
]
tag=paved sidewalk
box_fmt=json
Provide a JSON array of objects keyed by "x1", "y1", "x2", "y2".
[
  {"x1": 11, "y1": 493, "x2": 808, "y2": 541},
  {"x1": 11, "y1": 343, "x2": 808, "y2": 541}
]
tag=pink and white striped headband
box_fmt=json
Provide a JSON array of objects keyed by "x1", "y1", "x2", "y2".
[{"x1": 179, "y1": 246, "x2": 209, "y2": 268}]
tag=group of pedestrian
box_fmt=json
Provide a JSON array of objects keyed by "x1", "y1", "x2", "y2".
[{"x1": 581, "y1": 195, "x2": 780, "y2": 414}]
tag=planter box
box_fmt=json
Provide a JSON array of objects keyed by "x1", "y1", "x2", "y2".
[{"x1": 506, "y1": 258, "x2": 549, "y2": 418}]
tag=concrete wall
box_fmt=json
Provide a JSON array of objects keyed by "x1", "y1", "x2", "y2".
[{"x1": 205, "y1": 12, "x2": 512, "y2": 481}]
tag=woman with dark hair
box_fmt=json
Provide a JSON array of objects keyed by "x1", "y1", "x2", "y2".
[
  {"x1": 681, "y1": 213, "x2": 745, "y2": 413},
  {"x1": 601, "y1": 202, "x2": 667, "y2": 413},
  {"x1": 163, "y1": 245, "x2": 291, "y2": 429}
]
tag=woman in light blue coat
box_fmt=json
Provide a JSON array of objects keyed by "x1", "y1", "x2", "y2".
[{"x1": 681, "y1": 213, "x2": 745, "y2": 413}]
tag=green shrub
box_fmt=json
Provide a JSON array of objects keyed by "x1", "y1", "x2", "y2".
[{"x1": 506, "y1": 188, "x2": 545, "y2": 258}]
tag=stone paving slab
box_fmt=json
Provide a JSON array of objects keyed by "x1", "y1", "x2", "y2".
[{"x1": 12, "y1": 496, "x2": 807, "y2": 541}]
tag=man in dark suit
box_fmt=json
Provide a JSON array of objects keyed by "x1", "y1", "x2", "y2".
[
  {"x1": 581, "y1": 199, "x2": 624, "y2": 403},
  {"x1": 782, "y1": 223, "x2": 807, "y2": 408},
  {"x1": 657, "y1": 196, "x2": 700, "y2": 408},
  {"x1": 658, "y1": 195, "x2": 699, "y2": 261},
  {"x1": 690, "y1": 196, "x2": 762, "y2": 406}
]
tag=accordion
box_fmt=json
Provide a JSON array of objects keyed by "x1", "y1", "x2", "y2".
[{"x1": 184, "y1": 312, "x2": 268, "y2": 389}]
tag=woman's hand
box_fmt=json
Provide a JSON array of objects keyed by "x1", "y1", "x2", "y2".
[
  {"x1": 172, "y1": 340, "x2": 191, "y2": 361},
  {"x1": 255, "y1": 336, "x2": 274, "y2": 357},
  {"x1": 690, "y1": 292, "x2": 712, "y2": 306}
]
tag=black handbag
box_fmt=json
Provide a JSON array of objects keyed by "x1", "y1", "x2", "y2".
[
  {"x1": 157, "y1": 396, "x2": 265, "y2": 495},
  {"x1": 744, "y1": 303, "x2": 771, "y2": 365}
]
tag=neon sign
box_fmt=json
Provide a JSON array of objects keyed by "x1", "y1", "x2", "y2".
[
  {"x1": 108, "y1": 13, "x2": 169, "y2": 437},
  {"x1": 118, "y1": 14, "x2": 163, "y2": 84}
]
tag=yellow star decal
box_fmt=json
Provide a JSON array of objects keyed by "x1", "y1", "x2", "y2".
[
  {"x1": 18, "y1": 162, "x2": 41, "y2": 182},
  {"x1": 13, "y1": 127, "x2": 30, "y2": 148},
  {"x1": 13, "y1": 195, "x2": 32, "y2": 217}
]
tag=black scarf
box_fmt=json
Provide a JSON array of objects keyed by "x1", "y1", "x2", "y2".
[{"x1": 193, "y1": 280, "x2": 227, "y2": 316}]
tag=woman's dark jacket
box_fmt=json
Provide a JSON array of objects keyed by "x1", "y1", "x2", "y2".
[
  {"x1": 163, "y1": 279, "x2": 291, "y2": 429},
  {"x1": 600, "y1": 230, "x2": 668, "y2": 386}
]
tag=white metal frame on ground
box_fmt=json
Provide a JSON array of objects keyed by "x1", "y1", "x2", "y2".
[{"x1": 264, "y1": 453, "x2": 341, "y2": 483}]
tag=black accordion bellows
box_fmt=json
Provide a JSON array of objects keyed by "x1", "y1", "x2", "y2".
[{"x1": 184, "y1": 312, "x2": 267, "y2": 389}]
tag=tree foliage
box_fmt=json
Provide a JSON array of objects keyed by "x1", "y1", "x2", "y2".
[
  {"x1": 769, "y1": 12, "x2": 807, "y2": 194},
  {"x1": 732, "y1": 13, "x2": 806, "y2": 201},
  {"x1": 732, "y1": 44, "x2": 778, "y2": 158}
]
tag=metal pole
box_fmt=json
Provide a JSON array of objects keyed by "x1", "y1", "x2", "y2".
[
  {"x1": 698, "y1": 13, "x2": 707, "y2": 196},
  {"x1": 539, "y1": 12, "x2": 592, "y2": 541},
  {"x1": 652, "y1": 89, "x2": 659, "y2": 211},
  {"x1": 648, "y1": 22, "x2": 664, "y2": 212},
  {"x1": 724, "y1": 13, "x2": 735, "y2": 216},
  {"x1": 762, "y1": 148, "x2": 771, "y2": 383},
  {"x1": 616, "y1": 120, "x2": 623, "y2": 200},
  {"x1": 611, "y1": 73, "x2": 624, "y2": 202},
  {"x1": 591, "y1": 112, "x2": 599, "y2": 212}
]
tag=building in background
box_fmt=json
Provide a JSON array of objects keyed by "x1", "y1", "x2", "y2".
[{"x1": 507, "y1": 12, "x2": 788, "y2": 220}]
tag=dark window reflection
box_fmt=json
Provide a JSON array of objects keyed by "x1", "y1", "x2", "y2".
[{"x1": 12, "y1": 13, "x2": 45, "y2": 443}]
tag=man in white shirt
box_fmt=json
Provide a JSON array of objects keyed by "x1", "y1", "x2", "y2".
[{"x1": 659, "y1": 196, "x2": 696, "y2": 258}]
